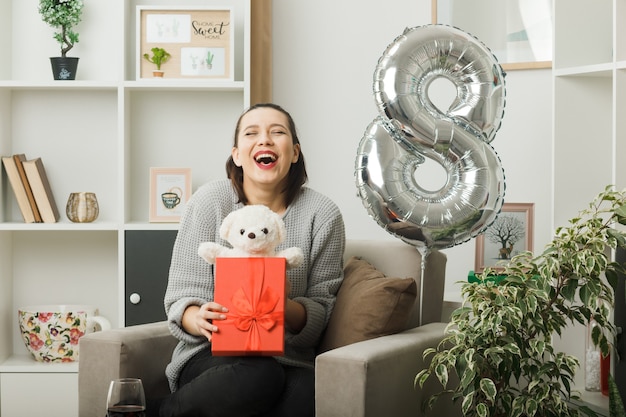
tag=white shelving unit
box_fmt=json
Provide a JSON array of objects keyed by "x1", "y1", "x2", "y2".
[
  {"x1": 552, "y1": 0, "x2": 625, "y2": 411},
  {"x1": 0, "y1": 0, "x2": 250, "y2": 415}
]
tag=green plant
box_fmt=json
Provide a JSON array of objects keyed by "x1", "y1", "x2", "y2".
[
  {"x1": 206, "y1": 51, "x2": 214, "y2": 67},
  {"x1": 143, "y1": 47, "x2": 171, "y2": 71},
  {"x1": 39, "y1": 0, "x2": 83, "y2": 57},
  {"x1": 417, "y1": 186, "x2": 626, "y2": 417}
]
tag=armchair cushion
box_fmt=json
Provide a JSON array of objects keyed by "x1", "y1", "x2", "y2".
[
  {"x1": 78, "y1": 321, "x2": 177, "y2": 417},
  {"x1": 318, "y1": 256, "x2": 417, "y2": 353},
  {"x1": 315, "y1": 323, "x2": 461, "y2": 417}
]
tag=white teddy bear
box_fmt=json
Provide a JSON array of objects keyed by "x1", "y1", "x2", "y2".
[{"x1": 198, "y1": 205, "x2": 304, "y2": 269}]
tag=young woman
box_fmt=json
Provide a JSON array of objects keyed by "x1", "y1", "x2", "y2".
[{"x1": 157, "y1": 103, "x2": 345, "y2": 417}]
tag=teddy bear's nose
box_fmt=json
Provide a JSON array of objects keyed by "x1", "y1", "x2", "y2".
[{"x1": 248, "y1": 232, "x2": 256, "y2": 239}]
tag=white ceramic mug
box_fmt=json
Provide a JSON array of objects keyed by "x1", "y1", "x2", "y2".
[{"x1": 72, "y1": 304, "x2": 111, "y2": 333}]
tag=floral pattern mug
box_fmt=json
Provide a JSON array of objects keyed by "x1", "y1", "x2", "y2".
[{"x1": 18, "y1": 305, "x2": 110, "y2": 362}]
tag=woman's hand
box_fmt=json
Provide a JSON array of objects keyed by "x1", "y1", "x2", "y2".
[{"x1": 182, "y1": 302, "x2": 228, "y2": 342}]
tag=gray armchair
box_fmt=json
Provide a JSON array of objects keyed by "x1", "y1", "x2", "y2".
[{"x1": 78, "y1": 239, "x2": 460, "y2": 417}]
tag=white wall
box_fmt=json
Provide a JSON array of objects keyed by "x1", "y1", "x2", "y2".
[{"x1": 272, "y1": 0, "x2": 553, "y2": 301}]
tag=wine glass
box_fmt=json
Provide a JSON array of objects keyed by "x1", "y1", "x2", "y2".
[{"x1": 106, "y1": 378, "x2": 146, "y2": 417}]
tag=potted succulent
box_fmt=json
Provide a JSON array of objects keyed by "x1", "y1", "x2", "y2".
[
  {"x1": 39, "y1": 0, "x2": 84, "y2": 80},
  {"x1": 143, "y1": 47, "x2": 171, "y2": 78},
  {"x1": 205, "y1": 51, "x2": 214, "y2": 70},
  {"x1": 417, "y1": 186, "x2": 626, "y2": 417}
]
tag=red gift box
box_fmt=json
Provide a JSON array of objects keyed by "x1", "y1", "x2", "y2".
[{"x1": 212, "y1": 257, "x2": 285, "y2": 356}]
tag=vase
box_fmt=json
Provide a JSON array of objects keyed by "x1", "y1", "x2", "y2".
[
  {"x1": 66, "y1": 192, "x2": 99, "y2": 223},
  {"x1": 50, "y1": 57, "x2": 79, "y2": 80},
  {"x1": 601, "y1": 351, "x2": 610, "y2": 396},
  {"x1": 585, "y1": 319, "x2": 602, "y2": 391}
]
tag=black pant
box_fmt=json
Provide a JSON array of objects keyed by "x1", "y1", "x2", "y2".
[{"x1": 156, "y1": 348, "x2": 315, "y2": 417}]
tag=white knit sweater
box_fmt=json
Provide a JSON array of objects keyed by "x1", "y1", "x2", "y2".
[{"x1": 164, "y1": 179, "x2": 346, "y2": 392}]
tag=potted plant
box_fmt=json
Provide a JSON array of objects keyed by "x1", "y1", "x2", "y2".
[
  {"x1": 143, "y1": 47, "x2": 171, "y2": 78},
  {"x1": 205, "y1": 51, "x2": 214, "y2": 70},
  {"x1": 39, "y1": 0, "x2": 84, "y2": 80},
  {"x1": 417, "y1": 186, "x2": 626, "y2": 417}
]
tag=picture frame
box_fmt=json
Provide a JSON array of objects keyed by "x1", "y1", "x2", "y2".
[
  {"x1": 474, "y1": 203, "x2": 534, "y2": 273},
  {"x1": 431, "y1": 0, "x2": 552, "y2": 70},
  {"x1": 137, "y1": 6, "x2": 234, "y2": 80},
  {"x1": 149, "y1": 167, "x2": 192, "y2": 223}
]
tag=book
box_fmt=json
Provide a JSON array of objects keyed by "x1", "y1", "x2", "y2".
[
  {"x1": 13, "y1": 154, "x2": 42, "y2": 223},
  {"x1": 2, "y1": 156, "x2": 37, "y2": 223},
  {"x1": 22, "y1": 157, "x2": 60, "y2": 223}
]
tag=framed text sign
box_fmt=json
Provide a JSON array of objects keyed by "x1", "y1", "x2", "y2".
[{"x1": 137, "y1": 7, "x2": 234, "y2": 80}]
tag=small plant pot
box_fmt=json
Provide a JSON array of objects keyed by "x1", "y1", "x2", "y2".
[
  {"x1": 152, "y1": 70, "x2": 164, "y2": 78},
  {"x1": 50, "y1": 57, "x2": 79, "y2": 80}
]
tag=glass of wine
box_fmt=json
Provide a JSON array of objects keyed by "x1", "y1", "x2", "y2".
[{"x1": 106, "y1": 378, "x2": 146, "y2": 417}]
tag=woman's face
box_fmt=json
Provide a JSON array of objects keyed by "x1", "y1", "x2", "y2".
[{"x1": 232, "y1": 107, "x2": 300, "y2": 191}]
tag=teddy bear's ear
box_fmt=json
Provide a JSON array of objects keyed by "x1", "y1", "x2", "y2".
[
  {"x1": 274, "y1": 212, "x2": 286, "y2": 242},
  {"x1": 220, "y1": 211, "x2": 235, "y2": 240}
]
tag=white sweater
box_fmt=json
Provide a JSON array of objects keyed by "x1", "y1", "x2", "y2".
[{"x1": 164, "y1": 179, "x2": 346, "y2": 392}]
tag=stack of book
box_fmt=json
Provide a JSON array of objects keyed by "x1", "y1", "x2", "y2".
[{"x1": 1, "y1": 153, "x2": 60, "y2": 223}]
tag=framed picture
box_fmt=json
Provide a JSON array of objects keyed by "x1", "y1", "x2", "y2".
[
  {"x1": 137, "y1": 6, "x2": 234, "y2": 80},
  {"x1": 474, "y1": 203, "x2": 534, "y2": 272},
  {"x1": 149, "y1": 167, "x2": 192, "y2": 223},
  {"x1": 432, "y1": 0, "x2": 552, "y2": 70}
]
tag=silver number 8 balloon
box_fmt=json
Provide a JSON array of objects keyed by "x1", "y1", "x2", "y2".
[{"x1": 356, "y1": 24, "x2": 507, "y2": 251}]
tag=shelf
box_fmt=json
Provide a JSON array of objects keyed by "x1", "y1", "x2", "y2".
[
  {"x1": 0, "y1": 222, "x2": 119, "y2": 231},
  {"x1": 553, "y1": 63, "x2": 614, "y2": 78},
  {"x1": 0, "y1": 222, "x2": 182, "y2": 231},
  {"x1": 0, "y1": 0, "x2": 250, "y2": 339},
  {"x1": 123, "y1": 79, "x2": 246, "y2": 91},
  {"x1": 0, "y1": 79, "x2": 245, "y2": 91},
  {"x1": 124, "y1": 222, "x2": 180, "y2": 231},
  {"x1": 553, "y1": 0, "x2": 626, "y2": 396},
  {"x1": 0, "y1": 354, "x2": 78, "y2": 373},
  {"x1": 0, "y1": 1, "x2": 251, "y2": 413},
  {"x1": 570, "y1": 389, "x2": 609, "y2": 416},
  {"x1": 0, "y1": 80, "x2": 119, "y2": 90}
]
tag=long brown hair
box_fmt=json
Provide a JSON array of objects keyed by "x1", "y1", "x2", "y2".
[{"x1": 226, "y1": 103, "x2": 308, "y2": 206}]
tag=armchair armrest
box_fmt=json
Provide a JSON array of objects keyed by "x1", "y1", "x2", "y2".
[
  {"x1": 78, "y1": 321, "x2": 176, "y2": 417},
  {"x1": 315, "y1": 322, "x2": 461, "y2": 417}
]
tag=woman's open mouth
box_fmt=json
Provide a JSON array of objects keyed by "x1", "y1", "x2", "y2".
[{"x1": 254, "y1": 151, "x2": 278, "y2": 168}]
